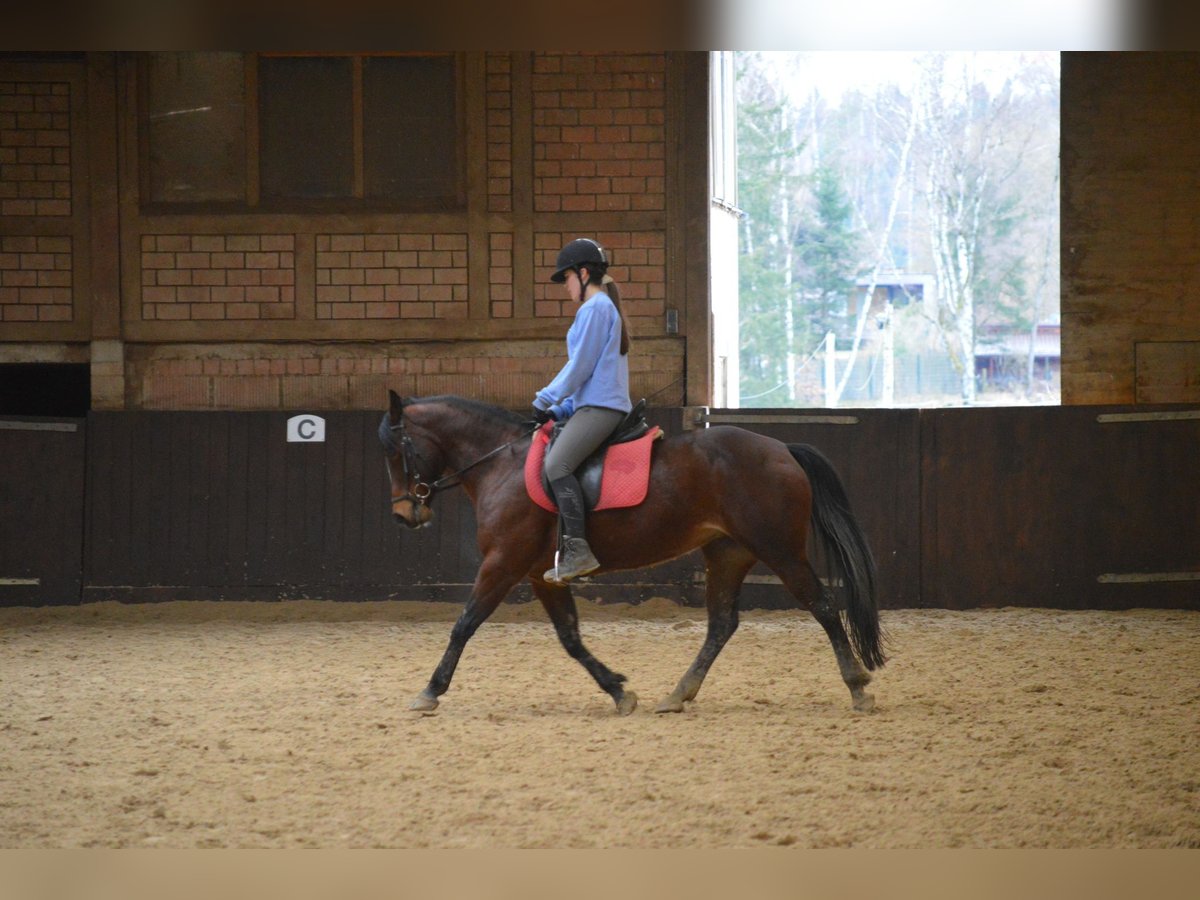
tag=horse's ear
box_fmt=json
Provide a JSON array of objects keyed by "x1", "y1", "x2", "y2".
[{"x1": 388, "y1": 389, "x2": 405, "y2": 422}]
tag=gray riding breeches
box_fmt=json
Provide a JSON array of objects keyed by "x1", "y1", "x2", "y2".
[{"x1": 542, "y1": 406, "x2": 626, "y2": 482}]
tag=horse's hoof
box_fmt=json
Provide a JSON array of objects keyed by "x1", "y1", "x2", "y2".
[
  {"x1": 654, "y1": 696, "x2": 685, "y2": 714},
  {"x1": 409, "y1": 692, "x2": 439, "y2": 713},
  {"x1": 852, "y1": 692, "x2": 876, "y2": 713},
  {"x1": 615, "y1": 691, "x2": 638, "y2": 716}
]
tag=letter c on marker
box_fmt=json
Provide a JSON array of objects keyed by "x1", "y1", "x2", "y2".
[{"x1": 286, "y1": 414, "x2": 326, "y2": 442}]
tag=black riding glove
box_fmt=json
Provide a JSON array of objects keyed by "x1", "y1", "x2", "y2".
[{"x1": 531, "y1": 406, "x2": 554, "y2": 425}]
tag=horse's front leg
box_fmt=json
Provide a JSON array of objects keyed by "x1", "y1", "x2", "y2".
[
  {"x1": 409, "y1": 553, "x2": 521, "y2": 712},
  {"x1": 531, "y1": 579, "x2": 637, "y2": 715}
]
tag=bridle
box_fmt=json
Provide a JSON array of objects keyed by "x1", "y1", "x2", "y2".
[
  {"x1": 380, "y1": 412, "x2": 434, "y2": 513},
  {"x1": 379, "y1": 409, "x2": 538, "y2": 518}
]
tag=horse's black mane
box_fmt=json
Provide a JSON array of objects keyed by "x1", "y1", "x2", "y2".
[
  {"x1": 412, "y1": 395, "x2": 529, "y2": 430},
  {"x1": 382, "y1": 394, "x2": 528, "y2": 454}
]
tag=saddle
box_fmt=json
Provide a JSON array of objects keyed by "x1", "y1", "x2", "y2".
[{"x1": 525, "y1": 400, "x2": 662, "y2": 513}]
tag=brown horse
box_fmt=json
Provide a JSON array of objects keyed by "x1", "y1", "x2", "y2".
[{"x1": 380, "y1": 391, "x2": 886, "y2": 716}]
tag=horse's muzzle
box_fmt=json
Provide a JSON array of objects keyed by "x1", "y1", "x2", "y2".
[{"x1": 392, "y1": 497, "x2": 434, "y2": 530}]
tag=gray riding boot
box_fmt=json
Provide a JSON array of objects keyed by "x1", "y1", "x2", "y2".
[{"x1": 544, "y1": 475, "x2": 601, "y2": 584}]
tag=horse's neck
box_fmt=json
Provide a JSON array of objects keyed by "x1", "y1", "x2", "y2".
[{"x1": 410, "y1": 402, "x2": 520, "y2": 475}]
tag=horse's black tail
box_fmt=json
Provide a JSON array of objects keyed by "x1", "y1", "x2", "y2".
[{"x1": 788, "y1": 443, "x2": 887, "y2": 670}]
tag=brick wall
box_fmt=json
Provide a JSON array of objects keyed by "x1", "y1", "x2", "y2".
[
  {"x1": 532, "y1": 53, "x2": 666, "y2": 213},
  {"x1": 0, "y1": 53, "x2": 693, "y2": 412},
  {"x1": 486, "y1": 54, "x2": 513, "y2": 214},
  {"x1": 140, "y1": 234, "x2": 295, "y2": 321},
  {"x1": 0, "y1": 235, "x2": 72, "y2": 322},
  {"x1": 533, "y1": 231, "x2": 666, "y2": 326},
  {"x1": 124, "y1": 220, "x2": 677, "y2": 408},
  {"x1": 131, "y1": 339, "x2": 684, "y2": 410},
  {"x1": 315, "y1": 233, "x2": 467, "y2": 320},
  {"x1": 489, "y1": 233, "x2": 513, "y2": 318},
  {"x1": 115, "y1": 52, "x2": 679, "y2": 410},
  {"x1": 0, "y1": 81, "x2": 71, "y2": 218},
  {"x1": 1062, "y1": 52, "x2": 1200, "y2": 404}
]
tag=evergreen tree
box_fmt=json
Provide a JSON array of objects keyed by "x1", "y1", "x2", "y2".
[
  {"x1": 736, "y1": 54, "x2": 799, "y2": 405},
  {"x1": 795, "y1": 164, "x2": 862, "y2": 344}
]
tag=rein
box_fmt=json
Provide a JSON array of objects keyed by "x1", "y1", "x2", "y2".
[{"x1": 381, "y1": 412, "x2": 539, "y2": 511}]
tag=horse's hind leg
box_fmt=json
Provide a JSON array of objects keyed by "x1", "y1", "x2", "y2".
[
  {"x1": 779, "y1": 560, "x2": 875, "y2": 713},
  {"x1": 655, "y1": 538, "x2": 756, "y2": 713},
  {"x1": 531, "y1": 579, "x2": 637, "y2": 715}
]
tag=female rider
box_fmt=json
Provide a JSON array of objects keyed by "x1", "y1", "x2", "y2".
[{"x1": 532, "y1": 238, "x2": 633, "y2": 585}]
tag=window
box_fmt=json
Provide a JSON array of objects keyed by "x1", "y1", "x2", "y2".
[
  {"x1": 735, "y1": 51, "x2": 1060, "y2": 408},
  {"x1": 141, "y1": 52, "x2": 462, "y2": 210},
  {"x1": 144, "y1": 52, "x2": 246, "y2": 204},
  {"x1": 362, "y1": 55, "x2": 459, "y2": 202},
  {"x1": 258, "y1": 56, "x2": 355, "y2": 200}
]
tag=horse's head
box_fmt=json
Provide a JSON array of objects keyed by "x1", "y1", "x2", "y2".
[{"x1": 380, "y1": 390, "x2": 438, "y2": 530}]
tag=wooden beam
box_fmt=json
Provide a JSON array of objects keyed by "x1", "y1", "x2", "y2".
[
  {"x1": 116, "y1": 54, "x2": 142, "y2": 330},
  {"x1": 678, "y1": 52, "x2": 712, "y2": 407},
  {"x1": 86, "y1": 53, "x2": 120, "y2": 340},
  {"x1": 244, "y1": 54, "x2": 260, "y2": 207},
  {"x1": 463, "y1": 52, "x2": 489, "y2": 321},
  {"x1": 351, "y1": 56, "x2": 364, "y2": 199},
  {"x1": 122, "y1": 317, "x2": 601, "y2": 343},
  {"x1": 512, "y1": 52, "x2": 534, "y2": 320}
]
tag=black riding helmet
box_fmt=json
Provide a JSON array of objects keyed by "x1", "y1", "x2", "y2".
[{"x1": 550, "y1": 238, "x2": 608, "y2": 283}]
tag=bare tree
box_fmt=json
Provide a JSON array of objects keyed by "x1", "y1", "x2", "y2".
[
  {"x1": 828, "y1": 93, "x2": 916, "y2": 407},
  {"x1": 912, "y1": 54, "x2": 1048, "y2": 404}
]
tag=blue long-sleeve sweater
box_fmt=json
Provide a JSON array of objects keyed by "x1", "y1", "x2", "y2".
[{"x1": 534, "y1": 292, "x2": 631, "y2": 419}]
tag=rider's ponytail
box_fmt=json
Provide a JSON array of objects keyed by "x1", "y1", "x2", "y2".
[{"x1": 601, "y1": 275, "x2": 631, "y2": 356}]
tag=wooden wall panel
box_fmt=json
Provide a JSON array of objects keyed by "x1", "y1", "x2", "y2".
[
  {"x1": 1136, "y1": 340, "x2": 1200, "y2": 403},
  {"x1": 0, "y1": 418, "x2": 86, "y2": 606},
  {"x1": 82, "y1": 406, "x2": 699, "y2": 605},
  {"x1": 1062, "y1": 52, "x2": 1200, "y2": 404},
  {"x1": 706, "y1": 406, "x2": 1199, "y2": 611},
  {"x1": 0, "y1": 404, "x2": 1184, "y2": 610},
  {"x1": 920, "y1": 405, "x2": 1200, "y2": 609},
  {"x1": 704, "y1": 409, "x2": 922, "y2": 610}
]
